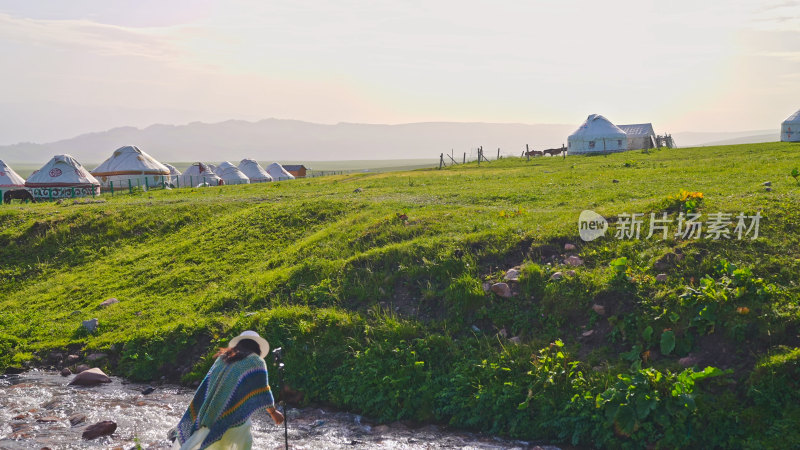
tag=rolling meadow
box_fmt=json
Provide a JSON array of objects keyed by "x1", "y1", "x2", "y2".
[{"x1": 1, "y1": 142, "x2": 799, "y2": 448}]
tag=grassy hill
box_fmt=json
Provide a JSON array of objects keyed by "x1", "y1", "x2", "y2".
[{"x1": 1, "y1": 142, "x2": 799, "y2": 448}]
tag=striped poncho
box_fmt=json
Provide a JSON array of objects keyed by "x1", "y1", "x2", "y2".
[{"x1": 176, "y1": 354, "x2": 275, "y2": 449}]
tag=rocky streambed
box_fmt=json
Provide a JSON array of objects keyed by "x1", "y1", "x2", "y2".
[{"x1": 0, "y1": 371, "x2": 558, "y2": 449}]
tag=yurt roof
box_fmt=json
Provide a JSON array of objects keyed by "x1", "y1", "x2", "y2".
[
  {"x1": 215, "y1": 161, "x2": 250, "y2": 181},
  {"x1": 569, "y1": 114, "x2": 627, "y2": 139},
  {"x1": 164, "y1": 163, "x2": 181, "y2": 175},
  {"x1": 265, "y1": 162, "x2": 295, "y2": 180},
  {"x1": 617, "y1": 123, "x2": 655, "y2": 137},
  {"x1": 0, "y1": 160, "x2": 26, "y2": 187},
  {"x1": 25, "y1": 154, "x2": 99, "y2": 187},
  {"x1": 91, "y1": 145, "x2": 169, "y2": 176},
  {"x1": 182, "y1": 162, "x2": 220, "y2": 179},
  {"x1": 783, "y1": 110, "x2": 800, "y2": 124},
  {"x1": 238, "y1": 159, "x2": 273, "y2": 181}
]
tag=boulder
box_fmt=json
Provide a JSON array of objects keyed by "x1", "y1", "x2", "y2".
[
  {"x1": 75, "y1": 364, "x2": 90, "y2": 374},
  {"x1": 565, "y1": 256, "x2": 584, "y2": 267},
  {"x1": 66, "y1": 355, "x2": 80, "y2": 364},
  {"x1": 68, "y1": 368, "x2": 111, "y2": 386},
  {"x1": 81, "y1": 318, "x2": 99, "y2": 333},
  {"x1": 490, "y1": 283, "x2": 512, "y2": 298},
  {"x1": 99, "y1": 298, "x2": 119, "y2": 308},
  {"x1": 482, "y1": 282, "x2": 491, "y2": 293},
  {"x1": 592, "y1": 304, "x2": 606, "y2": 316},
  {"x1": 504, "y1": 268, "x2": 520, "y2": 281},
  {"x1": 141, "y1": 386, "x2": 156, "y2": 395},
  {"x1": 82, "y1": 421, "x2": 117, "y2": 440},
  {"x1": 60, "y1": 368, "x2": 72, "y2": 377},
  {"x1": 564, "y1": 243, "x2": 577, "y2": 251}
]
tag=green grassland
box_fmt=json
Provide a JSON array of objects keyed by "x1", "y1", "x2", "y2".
[{"x1": 1, "y1": 143, "x2": 799, "y2": 448}]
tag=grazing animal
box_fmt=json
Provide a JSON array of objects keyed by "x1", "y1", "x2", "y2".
[
  {"x1": 3, "y1": 189, "x2": 35, "y2": 204},
  {"x1": 524, "y1": 149, "x2": 544, "y2": 157},
  {"x1": 542, "y1": 148, "x2": 564, "y2": 156}
]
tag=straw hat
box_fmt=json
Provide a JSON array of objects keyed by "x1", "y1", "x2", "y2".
[{"x1": 228, "y1": 330, "x2": 270, "y2": 359}]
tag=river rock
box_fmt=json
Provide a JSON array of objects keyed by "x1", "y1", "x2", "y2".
[
  {"x1": 503, "y1": 268, "x2": 520, "y2": 281},
  {"x1": 656, "y1": 273, "x2": 668, "y2": 282},
  {"x1": 68, "y1": 368, "x2": 111, "y2": 386},
  {"x1": 36, "y1": 416, "x2": 60, "y2": 423},
  {"x1": 99, "y1": 298, "x2": 119, "y2": 307},
  {"x1": 66, "y1": 355, "x2": 80, "y2": 364},
  {"x1": 490, "y1": 282, "x2": 512, "y2": 298},
  {"x1": 592, "y1": 304, "x2": 606, "y2": 316},
  {"x1": 141, "y1": 386, "x2": 156, "y2": 395},
  {"x1": 86, "y1": 353, "x2": 108, "y2": 362},
  {"x1": 564, "y1": 243, "x2": 576, "y2": 251},
  {"x1": 82, "y1": 318, "x2": 99, "y2": 333},
  {"x1": 482, "y1": 282, "x2": 491, "y2": 293},
  {"x1": 75, "y1": 364, "x2": 90, "y2": 374},
  {"x1": 82, "y1": 420, "x2": 117, "y2": 440},
  {"x1": 60, "y1": 368, "x2": 72, "y2": 377},
  {"x1": 565, "y1": 256, "x2": 584, "y2": 267},
  {"x1": 69, "y1": 413, "x2": 87, "y2": 426},
  {"x1": 550, "y1": 271, "x2": 563, "y2": 280}
]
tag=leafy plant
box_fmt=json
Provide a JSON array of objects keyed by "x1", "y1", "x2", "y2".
[{"x1": 791, "y1": 168, "x2": 799, "y2": 185}]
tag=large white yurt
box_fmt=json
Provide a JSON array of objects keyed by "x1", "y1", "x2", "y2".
[
  {"x1": 91, "y1": 145, "x2": 170, "y2": 190},
  {"x1": 266, "y1": 162, "x2": 295, "y2": 181},
  {"x1": 163, "y1": 163, "x2": 182, "y2": 185},
  {"x1": 781, "y1": 110, "x2": 800, "y2": 142},
  {"x1": 25, "y1": 154, "x2": 100, "y2": 200},
  {"x1": 178, "y1": 163, "x2": 222, "y2": 187},
  {"x1": 238, "y1": 159, "x2": 273, "y2": 183},
  {"x1": 567, "y1": 114, "x2": 629, "y2": 154},
  {"x1": 214, "y1": 161, "x2": 250, "y2": 185},
  {"x1": 0, "y1": 160, "x2": 26, "y2": 189}
]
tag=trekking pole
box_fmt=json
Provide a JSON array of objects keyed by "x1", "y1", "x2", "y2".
[{"x1": 272, "y1": 347, "x2": 288, "y2": 449}]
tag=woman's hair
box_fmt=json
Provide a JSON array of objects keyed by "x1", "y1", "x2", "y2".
[{"x1": 215, "y1": 338, "x2": 262, "y2": 363}]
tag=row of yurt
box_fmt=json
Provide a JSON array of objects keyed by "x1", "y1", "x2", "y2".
[{"x1": 782, "y1": 110, "x2": 800, "y2": 142}]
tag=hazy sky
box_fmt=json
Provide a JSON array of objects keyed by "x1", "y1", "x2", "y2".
[{"x1": 0, "y1": 0, "x2": 798, "y2": 145}]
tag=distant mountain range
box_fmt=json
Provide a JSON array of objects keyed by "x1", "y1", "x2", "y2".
[{"x1": 0, "y1": 118, "x2": 780, "y2": 165}]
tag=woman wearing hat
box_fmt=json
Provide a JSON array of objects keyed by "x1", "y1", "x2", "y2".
[{"x1": 173, "y1": 330, "x2": 285, "y2": 449}]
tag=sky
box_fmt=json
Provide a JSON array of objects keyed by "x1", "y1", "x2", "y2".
[{"x1": 0, "y1": 0, "x2": 798, "y2": 145}]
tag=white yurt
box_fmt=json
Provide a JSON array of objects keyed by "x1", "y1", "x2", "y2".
[
  {"x1": 91, "y1": 145, "x2": 170, "y2": 190},
  {"x1": 0, "y1": 160, "x2": 26, "y2": 189},
  {"x1": 163, "y1": 163, "x2": 182, "y2": 185},
  {"x1": 238, "y1": 159, "x2": 273, "y2": 183},
  {"x1": 178, "y1": 163, "x2": 222, "y2": 187},
  {"x1": 25, "y1": 154, "x2": 100, "y2": 200},
  {"x1": 567, "y1": 114, "x2": 629, "y2": 154},
  {"x1": 266, "y1": 162, "x2": 295, "y2": 181},
  {"x1": 781, "y1": 109, "x2": 800, "y2": 142},
  {"x1": 214, "y1": 161, "x2": 250, "y2": 185}
]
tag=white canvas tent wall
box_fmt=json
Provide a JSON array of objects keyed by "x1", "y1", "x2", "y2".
[
  {"x1": 238, "y1": 159, "x2": 273, "y2": 183},
  {"x1": 90, "y1": 145, "x2": 170, "y2": 190},
  {"x1": 617, "y1": 123, "x2": 657, "y2": 150},
  {"x1": 214, "y1": 161, "x2": 250, "y2": 185},
  {"x1": 25, "y1": 154, "x2": 100, "y2": 200},
  {"x1": 567, "y1": 114, "x2": 628, "y2": 154},
  {"x1": 164, "y1": 163, "x2": 181, "y2": 185},
  {"x1": 266, "y1": 162, "x2": 295, "y2": 181},
  {"x1": 0, "y1": 160, "x2": 26, "y2": 188},
  {"x1": 781, "y1": 110, "x2": 800, "y2": 142},
  {"x1": 178, "y1": 163, "x2": 221, "y2": 187}
]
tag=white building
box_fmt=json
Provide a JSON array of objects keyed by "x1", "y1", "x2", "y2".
[
  {"x1": 238, "y1": 159, "x2": 273, "y2": 183},
  {"x1": 617, "y1": 123, "x2": 657, "y2": 150},
  {"x1": 91, "y1": 145, "x2": 170, "y2": 189},
  {"x1": 781, "y1": 110, "x2": 800, "y2": 142},
  {"x1": 214, "y1": 161, "x2": 250, "y2": 185},
  {"x1": 25, "y1": 154, "x2": 100, "y2": 200},
  {"x1": 567, "y1": 114, "x2": 628, "y2": 154}
]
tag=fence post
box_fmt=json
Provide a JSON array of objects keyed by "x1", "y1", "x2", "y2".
[
  {"x1": 439, "y1": 153, "x2": 444, "y2": 169},
  {"x1": 177, "y1": 176, "x2": 180, "y2": 188},
  {"x1": 128, "y1": 179, "x2": 133, "y2": 194},
  {"x1": 71, "y1": 187, "x2": 75, "y2": 198},
  {"x1": 0, "y1": 189, "x2": 3, "y2": 205},
  {"x1": 463, "y1": 152, "x2": 465, "y2": 164},
  {"x1": 49, "y1": 188, "x2": 53, "y2": 201},
  {"x1": 497, "y1": 148, "x2": 500, "y2": 160},
  {"x1": 190, "y1": 176, "x2": 193, "y2": 187},
  {"x1": 145, "y1": 177, "x2": 149, "y2": 191},
  {"x1": 526, "y1": 144, "x2": 530, "y2": 161},
  {"x1": 110, "y1": 181, "x2": 114, "y2": 196}
]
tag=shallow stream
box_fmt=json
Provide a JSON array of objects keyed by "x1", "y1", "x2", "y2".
[{"x1": 0, "y1": 371, "x2": 557, "y2": 449}]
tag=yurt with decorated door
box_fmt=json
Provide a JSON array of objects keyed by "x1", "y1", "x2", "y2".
[{"x1": 25, "y1": 154, "x2": 100, "y2": 200}]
